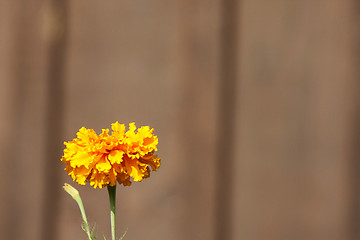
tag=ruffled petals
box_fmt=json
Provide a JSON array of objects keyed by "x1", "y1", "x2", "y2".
[{"x1": 62, "y1": 122, "x2": 161, "y2": 189}]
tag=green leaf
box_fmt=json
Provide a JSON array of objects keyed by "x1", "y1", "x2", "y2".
[{"x1": 118, "y1": 229, "x2": 128, "y2": 240}]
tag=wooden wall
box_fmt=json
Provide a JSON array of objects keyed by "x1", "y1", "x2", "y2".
[{"x1": 0, "y1": 1, "x2": 359, "y2": 240}]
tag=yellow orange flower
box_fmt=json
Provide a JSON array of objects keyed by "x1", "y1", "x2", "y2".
[{"x1": 61, "y1": 122, "x2": 161, "y2": 189}]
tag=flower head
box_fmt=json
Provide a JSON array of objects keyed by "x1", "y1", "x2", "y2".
[{"x1": 61, "y1": 122, "x2": 161, "y2": 188}]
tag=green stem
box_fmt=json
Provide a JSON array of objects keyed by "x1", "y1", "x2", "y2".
[
  {"x1": 107, "y1": 185, "x2": 117, "y2": 240},
  {"x1": 63, "y1": 183, "x2": 92, "y2": 240},
  {"x1": 77, "y1": 197, "x2": 91, "y2": 239}
]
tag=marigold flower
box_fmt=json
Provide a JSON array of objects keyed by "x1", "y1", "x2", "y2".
[{"x1": 61, "y1": 122, "x2": 161, "y2": 189}]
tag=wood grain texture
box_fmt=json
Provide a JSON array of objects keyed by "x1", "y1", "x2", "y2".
[
  {"x1": 0, "y1": 1, "x2": 48, "y2": 240},
  {"x1": 0, "y1": 1, "x2": 359, "y2": 240},
  {"x1": 234, "y1": 0, "x2": 357, "y2": 240}
]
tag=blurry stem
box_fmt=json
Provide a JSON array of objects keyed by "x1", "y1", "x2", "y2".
[
  {"x1": 63, "y1": 183, "x2": 92, "y2": 240},
  {"x1": 108, "y1": 185, "x2": 117, "y2": 240},
  {"x1": 77, "y1": 199, "x2": 91, "y2": 240}
]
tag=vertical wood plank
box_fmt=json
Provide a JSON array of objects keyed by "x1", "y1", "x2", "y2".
[
  {"x1": 0, "y1": 0, "x2": 17, "y2": 236},
  {"x1": 348, "y1": 1, "x2": 360, "y2": 239},
  {"x1": 176, "y1": 1, "x2": 222, "y2": 240},
  {"x1": 57, "y1": 1, "x2": 221, "y2": 240},
  {"x1": 41, "y1": 1, "x2": 68, "y2": 240},
  {"x1": 215, "y1": 0, "x2": 239, "y2": 239},
  {"x1": 0, "y1": 1, "x2": 48, "y2": 239},
  {"x1": 234, "y1": 0, "x2": 356, "y2": 239}
]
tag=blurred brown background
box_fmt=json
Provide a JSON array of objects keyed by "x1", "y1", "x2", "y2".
[{"x1": 1, "y1": 0, "x2": 360, "y2": 240}]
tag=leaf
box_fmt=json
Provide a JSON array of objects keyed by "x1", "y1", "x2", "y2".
[{"x1": 119, "y1": 229, "x2": 128, "y2": 240}]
